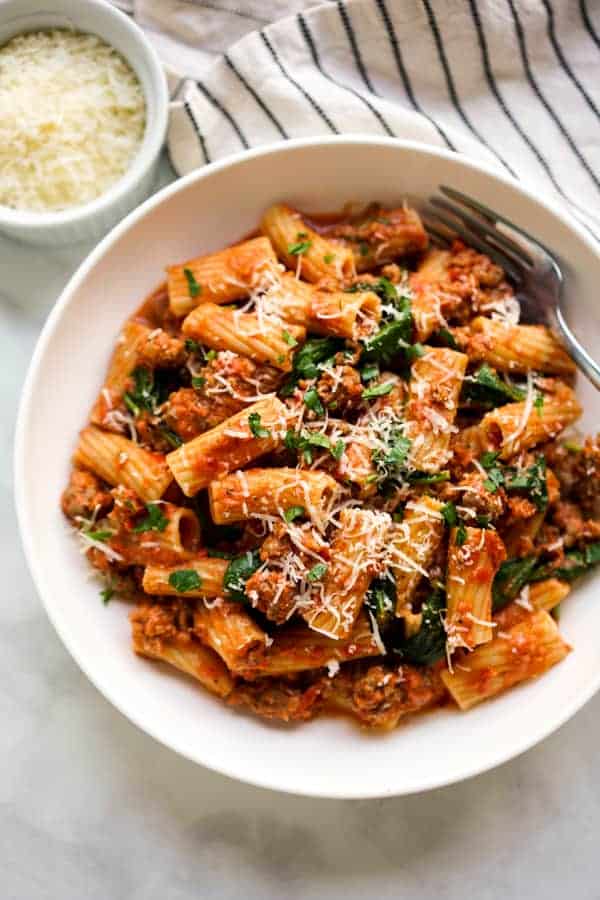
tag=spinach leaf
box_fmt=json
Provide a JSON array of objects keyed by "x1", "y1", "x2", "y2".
[
  {"x1": 462, "y1": 364, "x2": 525, "y2": 408},
  {"x1": 531, "y1": 542, "x2": 600, "y2": 583},
  {"x1": 492, "y1": 556, "x2": 539, "y2": 611},
  {"x1": 223, "y1": 550, "x2": 261, "y2": 601},
  {"x1": 394, "y1": 590, "x2": 447, "y2": 666}
]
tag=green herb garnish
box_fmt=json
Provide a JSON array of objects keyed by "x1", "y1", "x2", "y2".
[
  {"x1": 223, "y1": 550, "x2": 261, "y2": 601},
  {"x1": 168, "y1": 569, "x2": 202, "y2": 593},
  {"x1": 282, "y1": 330, "x2": 298, "y2": 347},
  {"x1": 84, "y1": 529, "x2": 113, "y2": 542},
  {"x1": 133, "y1": 502, "x2": 169, "y2": 533},
  {"x1": 284, "y1": 505, "x2": 305, "y2": 523},
  {"x1": 288, "y1": 236, "x2": 312, "y2": 256},
  {"x1": 455, "y1": 522, "x2": 468, "y2": 546},
  {"x1": 306, "y1": 562, "x2": 328, "y2": 582},
  {"x1": 183, "y1": 268, "x2": 202, "y2": 298},
  {"x1": 362, "y1": 381, "x2": 394, "y2": 400},
  {"x1": 248, "y1": 412, "x2": 271, "y2": 439},
  {"x1": 303, "y1": 386, "x2": 325, "y2": 416},
  {"x1": 441, "y1": 502, "x2": 457, "y2": 528}
]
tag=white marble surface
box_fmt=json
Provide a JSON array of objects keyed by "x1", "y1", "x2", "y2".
[{"x1": 3, "y1": 156, "x2": 600, "y2": 900}]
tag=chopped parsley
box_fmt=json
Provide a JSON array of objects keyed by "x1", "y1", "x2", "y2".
[
  {"x1": 282, "y1": 330, "x2": 298, "y2": 347},
  {"x1": 372, "y1": 433, "x2": 411, "y2": 479},
  {"x1": 185, "y1": 338, "x2": 203, "y2": 354},
  {"x1": 455, "y1": 522, "x2": 468, "y2": 546},
  {"x1": 133, "y1": 502, "x2": 169, "y2": 533},
  {"x1": 303, "y1": 386, "x2": 325, "y2": 416},
  {"x1": 441, "y1": 501, "x2": 458, "y2": 528},
  {"x1": 248, "y1": 412, "x2": 271, "y2": 439},
  {"x1": 84, "y1": 529, "x2": 112, "y2": 542},
  {"x1": 284, "y1": 505, "x2": 305, "y2": 523},
  {"x1": 284, "y1": 428, "x2": 341, "y2": 464},
  {"x1": 331, "y1": 439, "x2": 345, "y2": 461},
  {"x1": 280, "y1": 337, "x2": 344, "y2": 396},
  {"x1": 534, "y1": 392, "x2": 545, "y2": 416},
  {"x1": 123, "y1": 366, "x2": 159, "y2": 417},
  {"x1": 358, "y1": 241, "x2": 370, "y2": 257},
  {"x1": 168, "y1": 569, "x2": 202, "y2": 593},
  {"x1": 100, "y1": 583, "x2": 115, "y2": 605},
  {"x1": 407, "y1": 471, "x2": 451, "y2": 485},
  {"x1": 288, "y1": 233, "x2": 312, "y2": 256},
  {"x1": 306, "y1": 562, "x2": 328, "y2": 582},
  {"x1": 223, "y1": 550, "x2": 261, "y2": 601},
  {"x1": 362, "y1": 381, "x2": 394, "y2": 400},
  {"x1": 183, "y1": 268, "x2": 202, "y2": 298},
  {"x1": 191, "y1": 375, "x2": 206, "y2": 389},
  {"x1": 480, "y1": 453, "x2": 548, "y2": 511},
  {"x1": 323, "y1": 253, "x2": 335, "y2": 264}
]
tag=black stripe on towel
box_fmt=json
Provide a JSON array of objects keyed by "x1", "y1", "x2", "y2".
[
  {"x1": 373, "y1": 0, "x2": 456, "y2": 151},
  {"x1": 336, "y1": 1, "x2": 375, "y2": 93},
  {"x1": 542, "y1": 0, "x2": 600, "y2": 120},
  {"x1": 224, "y1": 53, "x2": 288, "y2": 139},
  {"x1": 297, "y1": 13, "x2": 395, "y2": 136},
  {"x1": 420, "y1": 0, "x2": 517, "y2": 177},
  {"x1": 183, "y1": 99, "x2": 210, "y2": 164},
  {"x1": 195, "y1": 81, "x2": 250, "y2": 149},
  {"x1": 580, "y1": 0, "x2": 600, "y2": 50},
  {"x1": 506, "y1": 0, "x2": 600, "y2": 193},
  {"x1": 260, "y1": 30, "x2": 339, "y2": 133},
  {"x1": 468, "y1": 0, "x2": 593, "y2": 216}
]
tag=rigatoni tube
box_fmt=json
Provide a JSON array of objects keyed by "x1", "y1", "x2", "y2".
[
  {"x1": 166, "y1": 396, "x2": 288, "y2": 496},
  {"x1": 405, "y1": 348, "x2": 468, "y2": 472},
  {"x1": 142, "y1": 557, "x2": 228, "y2": 598},
  {"x1": 73, "y1": 425, "x2": 172, "y2": 502},
  {"x1": 209, "y1": 467, "x2": 339, "y2": 527},
  {"x1": 261, "y1": 203, "x2": 354, "y2": 282},
  {"x1": 167, "y1": 236, "x2": 278, "y2": 316},
  {"x1": 182, "y1": 302, "x2": 305, "y2": 372},
  {"x1": 446, "y1": 526, "x2": 506, "y2": 652},
  {"x1": 441, "y1": 610, "x2": 570, "y2": 710}
]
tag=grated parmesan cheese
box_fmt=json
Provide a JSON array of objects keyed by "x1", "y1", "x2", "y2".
[{"x1": 0, "y1": 30, "x2": 145, "y2": 212}]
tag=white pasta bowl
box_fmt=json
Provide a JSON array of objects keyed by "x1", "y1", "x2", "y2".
[{"x1": 15, "y1": 137, "x2": 600, "y2": 798}]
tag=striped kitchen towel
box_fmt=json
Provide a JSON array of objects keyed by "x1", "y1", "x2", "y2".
[{"x1": 123, "y1": 0, "x2": 600, "y2": 239}]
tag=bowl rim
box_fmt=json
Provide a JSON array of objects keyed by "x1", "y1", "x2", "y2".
[
  {"x1": 0, "y1": 0, "x2": 169, "y2": 230},
  {"x1": 15, "y1": 135, "x2": 600, "y2": 798}
]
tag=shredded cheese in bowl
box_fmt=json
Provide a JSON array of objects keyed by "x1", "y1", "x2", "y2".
[{"x1": 0, "y1": 29, "x2": 146, "y2": 212}]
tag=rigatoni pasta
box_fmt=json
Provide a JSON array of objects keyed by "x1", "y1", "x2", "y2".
[
  {"x1": 62, "y1": 199, "x2": 597, "y2": 733},
  {"x1": 167, "y1": 236, "x2": 278, "y2": 316}
]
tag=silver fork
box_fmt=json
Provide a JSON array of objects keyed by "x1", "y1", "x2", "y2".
[{"x1": 422, "y1": 185, "x2": 600, "y2": 391}]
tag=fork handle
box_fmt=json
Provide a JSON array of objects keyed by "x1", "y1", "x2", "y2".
[{"x1": 555, "y1": 308, "x2": 600, "y2": 391}]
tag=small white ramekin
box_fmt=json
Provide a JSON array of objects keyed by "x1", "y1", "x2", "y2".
[{"x1": 0, "y1": 0, "x2": 169, "y2": 246}]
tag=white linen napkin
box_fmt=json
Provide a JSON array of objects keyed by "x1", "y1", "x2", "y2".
[{"x1": 121, "y1": 0, "x2": 600, "y2": 240}]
